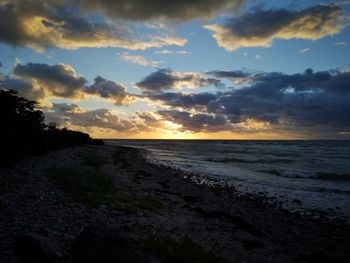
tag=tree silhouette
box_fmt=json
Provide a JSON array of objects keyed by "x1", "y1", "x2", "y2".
[
  {"x1": 0, "y1": 89, "x2": 103, "y2": 167},
  {"x1": 0, "y1": 89, "x2": 45, "y2": 133}
]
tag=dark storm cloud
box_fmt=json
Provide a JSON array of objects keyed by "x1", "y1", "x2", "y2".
[
  {"x1": 77, "y1": 0, "x2": 245, "y2": 22},
  {"x1": 207, "y1": 68, "x2": 350, "y2": 96},
  {"x1": 210, "y1": 69, "x2": 350, "y2": 129},
  {"x1": 11, "y1": 62, "x2": 131, "y2": 105},
  {"x1": 136, "y1": 69, "x2": 175, "y2": 92},
  {"x1": 147, "y1": 92, "x2": 218, "y2": 110},
  {"x1": 1, "y1": 76, "x2": 33, "y2": 92},
  {"x1": 0, "y1": 1, "x2": 186, "y2": 50},
  {"x1": 84, "y1": 76, "x2": 130, "y2": 105},
  {"x1": 207, "y1": 70, "x2": 251, "y2": 79},
  {"x1": 14, "y1": 63, "x2": 86, "y2": 98},
  {"x1": 0, "y1": 2, "x2": 28, "y2": 47},
  {"x1": 136, "y1": 68, "x2": 221, "y2": 92},
  {"x1": 237, "y1": 69, "x2": 350, "y2": 96},
  {"x1": 145, "y1": 69, "x2": 350, "y2": 134},
  {"x1": 158, "y1": 110, "x2": 230, "y2": 132},
  {"x1": 204, "y1": 4, "x2": 344, "y2": 51},
  {"x1": 0, "y1": 75, "x2": 47, "y2": 104}
]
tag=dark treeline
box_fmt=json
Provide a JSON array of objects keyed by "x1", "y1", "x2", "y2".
[{"x1": 0, "y1": 89, "x2": 103, "y2": 167}]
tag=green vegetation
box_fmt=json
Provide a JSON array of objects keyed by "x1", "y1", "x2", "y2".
[
  {"x1": 140, "y1": 236, "x2": 228, "y2": 263},
  {"x1": 79, "y1": 151, "x2": 105, "y2": 168},
  {"x1": 50, "y1": 166, "x2": 120, "y2": 207},
  {"x1": 49, "y1": 165, "x2": 164, "y2": 211}
]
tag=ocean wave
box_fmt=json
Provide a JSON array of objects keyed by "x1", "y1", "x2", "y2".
[
  {"x1": 206, "y1": 157, "x2": 294, "y2": 164},
  {"x1": 307, "y1": 187, "x2": 350, "y2": 195},
  {"x1": 258, "y1": 169, "x2": 350, "y2": 182},
  {"x1": 316, "y1": 172, "x2": 350, "y2": 181},
  {"x1": 257, "y1": 169, "x2": 313, "y2": 179}
]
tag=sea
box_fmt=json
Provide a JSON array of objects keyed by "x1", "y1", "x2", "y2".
[{"x1": 107, "y1": 140, "x2": 350, "y2": 219}]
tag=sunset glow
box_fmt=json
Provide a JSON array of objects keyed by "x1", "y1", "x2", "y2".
[{"x1": 1, "y1": 0, "x2": 350, "y2": 139}]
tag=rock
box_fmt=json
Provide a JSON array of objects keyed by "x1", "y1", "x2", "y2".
[
  {"x1": 71, "y1": 222, "x2": 139, "y2": 263},
  {"x1": 13, "y1": 230, "x2": 61, "y2": 263},
  {"x1": 62, "y1": 233, "x2": 75, "y2": 243}
]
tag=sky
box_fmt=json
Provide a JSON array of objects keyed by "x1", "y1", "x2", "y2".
[{"x1": 0, "y1": 0, "x2": 350, "y2": 139}]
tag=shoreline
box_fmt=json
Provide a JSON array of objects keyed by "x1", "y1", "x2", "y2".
[
  {"x1": 134, "y1": 144, "x2": 350, "y2": 221},
  {"x1": 0, "y1": 144, "x2": 349, "y2": 262}
]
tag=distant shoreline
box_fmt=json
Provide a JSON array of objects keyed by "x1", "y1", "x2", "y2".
[{"x1": 102, "y1": 138, "x2": 350, "y2": 141}]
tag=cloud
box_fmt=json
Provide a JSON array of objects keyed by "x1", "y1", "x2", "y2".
[
  {"x1": 0, "y1": 74, "x2": 52, "y2": 107},
  {"x1": 9, "y1": 62, "x2": 131, "y2": 105},
  {"x1": 14, "y1": 63, "x2": 86, "y2": 98},
  {"x1": 158, "y1": 110, "x2": 230, "y2": 132},
  {"x1": 207, "y1": 69, "x2": 252, "y2": 84},
  {"x1": 209, "y1": 68, "x2": 350, "y2": 96},
  {"x1": 335, "y1": 1, "x2": 350, "y2": 5},
  {"x1": 151, "y1": 36, "x2": 187, "y2": 47},
  {"x1": 300, "y1": 48, "x2": 311, "y2": 53},
  {"x1": 154, "y1": 50, "x2": 190, "y2": 55},
  {"x1": 144, "y1": 22, "x2": 172, "y2": 31},
  {"x1": 147, "y1": 92, "x2": 218, "y2": 111},
  {"x1": 176, "y1": 51, "x2": 191, "y2": 55},
  {"x1": 334, "y1": 41, "x2": 347, "y2": 46},
  {"x1": 77, "y1": 0, "x2": 245, "y2": 22},
  {"x1": 208, "y1": 70, "x2": 250, "y2": 79},
  {"x1": 154, "y1": 50, "x2": 173, "y2": 55},
  {"x1": 1, "y1": 76, "x2": 32, "y2": 91},
  {"x1": 204, "y1": 4, "x2": 344, "y2": 51},
  {"x1": 145, "y1": 68, "x2": 350, "y2": 135},
  {"x1": 84, "y1": 76, "x2": 131, "y2": 105},
  {"x1": 47, "y1": 103, "x2": 229, "y2": 135},
  {"x1": 118, "y1": 52, "x2": 162, "y2": 67},
  {"x1": 47, "y1": 103, "x2": 138, "y2": 131},
  {"x1": 136, "y1": 111, "x2": 161, "y2": 123},
  {"x1": 136, "y1": 68, "x2": 221, "y2": 92},
  {"x1": 0, "y1": 1, "x2": 187, "y2": 51},
  {"x1": 4, "y1": 59, "x2": 350, "y2": 137}
]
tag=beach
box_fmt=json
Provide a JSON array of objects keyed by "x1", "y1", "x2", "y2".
[{"x1": 0, "y1": 144, "x2": 349, "y2": 263}]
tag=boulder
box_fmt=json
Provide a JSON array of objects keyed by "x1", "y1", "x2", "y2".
[
  {"x1": 71, "y1": 222, "x2": 140, "y2": 263},
  {"x1": 13, "y1": 230, "x2": 61, "y2": 263}
]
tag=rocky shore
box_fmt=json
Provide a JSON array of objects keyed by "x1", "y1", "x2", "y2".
[{"x1": 0, "y1": 144, "x2": 349, "y2": 263}]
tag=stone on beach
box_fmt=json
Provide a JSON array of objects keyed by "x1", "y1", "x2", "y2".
[
  {"x1": 13, "y1": 230, "x2": 61, "y2": 263},
  {"x1": 71, "y1": 222, "x2": 139, "y2": 263}
]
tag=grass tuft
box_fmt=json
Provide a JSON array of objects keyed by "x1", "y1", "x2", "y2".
[
  {"x1": 79, "y1": 151, "x2": 105, "y2": 168},
  {"x1": 140, "y1": 236, "x2": 228, "y2": 263},
  {"x1": 49, "y1": 166, "x2": 120, "y2": 207},
  {"x1": 49, "y1": 166, "x2": 164, "y2": 212}
]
